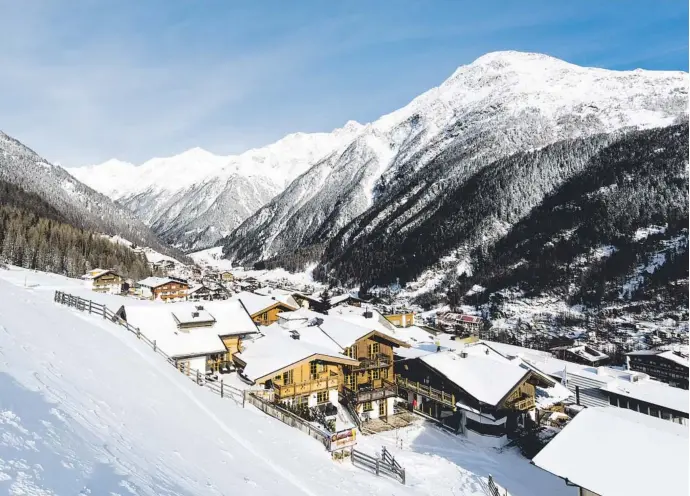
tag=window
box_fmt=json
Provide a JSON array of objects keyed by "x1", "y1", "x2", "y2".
[
  {"x1": 370, "y1": 369, "x2": 380, "y2": 381},
  {"x1": 369, "y1": 342, "x2": 380, "y2": 357},
  {"x1": 317, "y1": 391, "x2": 329, "y2": 404},
  {"x1": 344, "y1": 347, "x2": 354, "y2": 358},
  {"x1": 363, "y1": 401, "x2": 373, "y2": 412},
  {"x1": 261, "y1": 312, "x2": 268, "y2": 321},
  {"x1": 345, "y1": 374, "x2": 354, "y2": 389},
  {"x1": 381, "y1": 368, "x2": 388, "y2": 379},
  {"x1": 282, "y1": 369, "x2": 293, "y2": 385},
  {"x1": 310, "y1": 362, "x2": 318, "y2": 379},
  {"x1": 379, "y1": 401, "x2": 386, "y2": 417}
]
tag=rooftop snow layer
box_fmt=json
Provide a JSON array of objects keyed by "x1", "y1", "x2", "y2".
[
  {"x1": 230, "y1": 291, "x2": 297, "y2": 316},
  {"x1": 421, "y1": 349, "x2": 529, "y2": 406},
  {"x1": 236, "y1": 330, "x2": 357, "y2": 382},
  {"x1": 136, "y1": 276, "x2": 181, "y2": 288},
  {"x1": 124, "y1": 300, "x2": 258, "y2": 357},
  {"x1": 532, "y1": 407, "x2": 688, "y2": 496}
]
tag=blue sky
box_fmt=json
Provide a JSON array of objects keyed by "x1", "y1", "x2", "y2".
[{"x1": 1, "y1": 1, "x2": 687, "y2": 166}]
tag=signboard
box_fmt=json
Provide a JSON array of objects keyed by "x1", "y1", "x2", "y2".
[{"x1": 329, "y1": 428, "x2": 357, "y2": 451}]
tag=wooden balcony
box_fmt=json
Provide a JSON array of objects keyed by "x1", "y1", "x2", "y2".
[
  {"x1": 275, "y1": 375, "x2": 339, "y2": 398},
  {"x1": 396, "y1": 376, "x2": 456, "y2": 409},
  {"x1": 352, "y1": 353, "x2": 392, "y2": 372},
  {"x1": 510, "y1": 396, "x2": 535, "y2": 411},
  {"x1": 343, "y1": 379, "x2": 397, "y2": 403}
]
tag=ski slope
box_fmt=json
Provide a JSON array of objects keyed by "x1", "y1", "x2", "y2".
[{"x1": 0, "y1": 266, "x2": 572, "y2": 495}]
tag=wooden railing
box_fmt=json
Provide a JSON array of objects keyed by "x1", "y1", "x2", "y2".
[
  {"x1": 343, "y1": 379, "x2": 397, "y2": 403},
  {"x1": 353, "y1": 353, "x2": 392, "y2": 372},
  {"x1": 396, "y1": 376, "x2": 456, "y2": 408},
  {"x1": 275, "y1": 376, "x2": 339, "y2": 398},
  {"x1": 351, "y1": 446, "x2": 406, "y2": 484}
]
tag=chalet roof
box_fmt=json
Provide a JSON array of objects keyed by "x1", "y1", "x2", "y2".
[
  {"x1": 483, "y1": 340, "x2": 688, "y2": 413},
  {"x1": 82, "y1": 268, "x2": 116, "y2": 280},
  {"x1": 171, "y1": 307, "x2": 216, "y2": 326},
  {"x1": 328, "y1": 305, "x2": 397, "y2": 332},
  {"x1": 328, "y1": 294, "x2": 364, "y2": 306},
  {"x1": 137, "y1": 277, "x2": 185, "y2": 289},
  {"x1": 124, "y1": 306, "x2": 226, "y2": 359},
  {"x1": 604, "y1": 377, "x2": 689, "y2": 414},
  {"x1": 551, "y1": 344, "x2": 609, "y2": 363},
  {"x1": 123, "y1": 300, "x2": 259, "y2": 358},
  {"x1": 230, "y1": 291, "x2": 297, "y2": 316},
  {"x1": 421, "y1": 346, "x2": 530, "y2": 407},
  {"x1": 235, "y1": 327, "x2": 358, "y2": 382},
  {"x1": 532, "y1": 407, "x2": 688, "y2": 496}
]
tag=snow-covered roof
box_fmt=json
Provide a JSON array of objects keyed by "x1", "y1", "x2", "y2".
[
  {"x1": 553, "y1": 344, "x2": 608, "y2": 363},
  {"x1": 328, "y1": 294, "x2": 363, "y2": 306},
  {"x1": 421, "y1": 347, "x2": 530, "y2": 406},
  {"x1": 124, "y1": 306, "x2": 227, "y2": 359},
  {"x1": 230, "y1": 291, "x2": 297, "y2": 316},
  {"x1": 137, "y1": 277, "x2": 184, "y2": 288},
  {"x1": 484, "y1": 339, "x2": 688, "y2": 413},
  {"x1": 123, "y1": 300, "x2": 258, "y2": 358},
  {"x1": 604, "y1": 377, "x2": 689, "y2": 414},
  {"x1": 171, "y1": 307, "x2": 216, "y2": 326},
  {"x1": 235, "y1": 330, "x2": 358, "y2": 382},
  {"x1": 532, "y1": 407, "x2": 688, "y2": 496},
  {"x1": 276, "y1": 308, "x2": 408, "y2": 351},
  {"x1": 82, "y1": 268, "x2": 115, "y2": 280}
]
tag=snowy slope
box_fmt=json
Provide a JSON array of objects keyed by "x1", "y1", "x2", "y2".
[
  {"x1": 69, "y1": 123, "x2": 364, "y2": 250},
  {"x1": 0, "y1": 266, "x2": 574, "y2": 495},
  {"x1": 222, "y1": 51, "x2": 688, "y2": 267}
]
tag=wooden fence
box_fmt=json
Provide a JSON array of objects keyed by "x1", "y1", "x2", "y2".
[
  {"x1": 243, "y1": 391, "x2": 332, "y2": 449},
  {"x1": 351, "y1": 446, "x2": 405, "y2": 484},
  {"x1": 485, "y1": 474, "x2": 509, "y2": 496}
]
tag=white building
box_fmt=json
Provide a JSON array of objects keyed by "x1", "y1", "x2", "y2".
[{"x1": 533, "y1": 407, "x2": 688, "y2": 496}]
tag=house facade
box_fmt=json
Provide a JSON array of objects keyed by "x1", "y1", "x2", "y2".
[
  {"x1": 382, "y1": 309, "x2": 415, "y2": 328},
  {"x1": 82, "y1": 269, "x2": 124, "y2": 294},
  {"x1": 137, "y1": 277, "x2": 189, "y2": 301},
  {"x1": 340, "y1": 332, "x2": 406, "y2": 420},
  {"x1": 626, "y1": 349, "x2": 689, "y2": 389},
  {"x1": 231, "y1": 291, "x2": 298, "y2": 325},
  {"x1": 394, "y1": 343, "x2": 566, "y2": 442}
]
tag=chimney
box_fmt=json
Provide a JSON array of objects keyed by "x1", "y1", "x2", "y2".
[{"x1": 192, "y1": 311, "x2": 199, "y2": 318}]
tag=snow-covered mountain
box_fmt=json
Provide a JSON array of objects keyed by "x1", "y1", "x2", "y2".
[
  {"x1": 221, "y1": 51, "x2": 687, "y2": 276},
  {"x1": 0, "y1": 131, "x2": 185, "y2": 261},
  {"x1": 70, "y1": 122, "x2": 364, "y2": 250}
]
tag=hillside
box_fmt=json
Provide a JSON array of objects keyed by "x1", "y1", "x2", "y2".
[
  {"x1": 462, "y1": 124, "x2": 688, "y2": 319},
  {"x1": 222, "y1": 51, "x2": 687, "y2": 274},
  {"x1": 0, "y1": 266, "x2": 570, "y2": 496},
  {"x1": 0, "y1": 131, "x2": 187, "y2": 263}
]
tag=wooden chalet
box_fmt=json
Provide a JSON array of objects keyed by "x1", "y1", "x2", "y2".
[
  {"x1": 551, "y1": 344, "x2": 610, "y2": 367},
  {"x1": 136, "y1": 277, "x2": 189, "y2": 302},
  {"x1": 329, "y1": 294, "x2": 366, "y2": 308},
  {"x1": 436, "y1": 312, "x2": 483, "y2": 334},
  {"x1": 234, "y1": 331, "x2": 359, "y2": 408},
  {"x1": 395, "y1": 343, "x2": 564, "y2": 441},
  {"x1": 219, "y1": 271, "x2": 234, "y2": 282},
  {"x1": 276, "y1": 308, "x2": 410, "y2": 421},
  {"x1": 231, "y1": 291, "x2": 298, "y2": 325},
  {"x1": 382, "y1": 308, "x2": 415, "y2": 328},
  {"x1": 626, "y1": 348, "x2": 689, "y2": 389},
  {"x1": 120, "y1": 300, "x2": 259, "y2": 374},
  {"x1": 82, "y1": 268, "x2": 124, "y2": 295}
]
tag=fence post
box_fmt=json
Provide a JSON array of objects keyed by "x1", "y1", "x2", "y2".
[
  {"x1": 220, "y1": 380, "x2": 224, "y2": 398},
  {"x1": 136, "y1": 328, "x2": 140, "y2": 339},
  {"x1": 153, "y1": 340, "x2": 157, "y2": 352},
  {"x1": 401, "y1": 469, "x2": 405, "y2": 485},
  {"x1": 242, "y1": 390, "x2": 246, "y2": 408},
  {"x1": 196, "y1": 370, "x2": 201, "y2": 385},
  {"x1": 376, "y1": 458, "x2": 380, "y2": 476}
]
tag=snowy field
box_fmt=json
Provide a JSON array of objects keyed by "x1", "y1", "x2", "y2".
[{"x1": 0, "y1": 266, "x2": 572, "y2": 495}]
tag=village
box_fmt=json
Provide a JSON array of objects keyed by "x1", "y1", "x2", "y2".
[{"x1": 65, "y1": 256, "x2": 690, "y2": 496}]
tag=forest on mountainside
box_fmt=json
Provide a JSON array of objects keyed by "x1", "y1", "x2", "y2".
[
  {"x1": 0, "y1": 180, "x2": 152, "y2": 280},
  {"x1": 455, "y1": 123, "x2": 689, "y2": 314}
]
